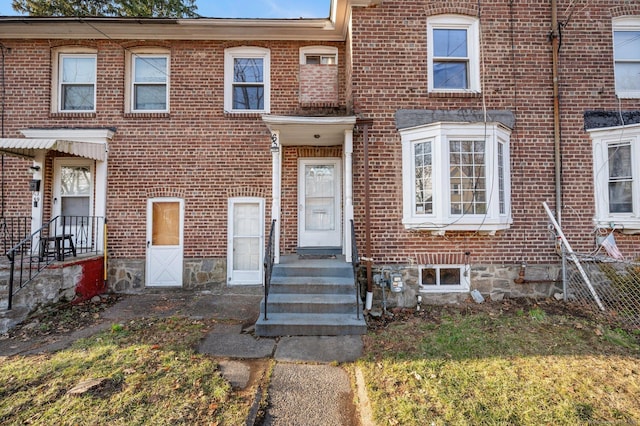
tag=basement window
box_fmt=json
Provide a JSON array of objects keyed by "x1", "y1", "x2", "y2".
[{"x1": 419, "y1": 265, "x2": 470, "y2": 292}]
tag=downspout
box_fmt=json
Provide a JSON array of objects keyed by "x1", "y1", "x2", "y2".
[
  {"x1": 358, "y1": 118, "x2": 374, "y2": 308},
  {"x1": 551, "y1": 0, "x2": 562, "y2": 224}
]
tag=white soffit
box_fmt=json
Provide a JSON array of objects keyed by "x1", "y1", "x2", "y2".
[{"x1": 263, "y1": 115, "x2": 356, "y2": 146}]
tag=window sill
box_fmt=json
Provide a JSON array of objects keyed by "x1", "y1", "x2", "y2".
[
  {"x1": 594, "y1": 217, "x2": 640, "y2": 235},
  {"x1": 428, "y1": 91, "x2": 481, "y2": 98},
  {"x1": 51, "y1": 112, "x2": 96, "y2": 118},
  {"x1": 223, "y1": 111, "x2": 265, "y2": 119},
  {"x1": 419, "y1": 287, "x2": 470, "y2": 293},
  {"x1": 124, "y1": 112, "x2": 170, "y2": 119},
  {"x1": 403, "y1": 218, "x2": 512, "y2": 235}
]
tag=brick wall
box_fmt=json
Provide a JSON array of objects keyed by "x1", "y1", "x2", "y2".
[{"x1": 349, "y1": 0, "x2": 640, "y2": 269}]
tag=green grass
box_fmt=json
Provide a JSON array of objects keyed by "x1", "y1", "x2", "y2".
[
  {"x1": 360, "y1": 306, "x2": 640, "y2": 425},
  {"x1": 0, "y1": 317, "x2": 249, "y2": 425}
]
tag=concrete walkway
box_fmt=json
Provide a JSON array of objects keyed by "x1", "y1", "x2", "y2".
[{"x1": 1, "y1": 291, "x2": 367, "y2": 426}]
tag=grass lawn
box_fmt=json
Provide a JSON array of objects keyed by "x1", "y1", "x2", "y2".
[
  {"x1": 359, "y1": 300, "x2": 640, "y2": 425},
  {"x1": 0, "y1": 317, "x2": 251, "y2": 425}
]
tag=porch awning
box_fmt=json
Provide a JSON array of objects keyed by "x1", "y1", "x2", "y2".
[{"x1": 0, "y1": 138, "x2": 107, "y2": 161}]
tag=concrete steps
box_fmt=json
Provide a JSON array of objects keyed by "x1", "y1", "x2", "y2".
[{"x1": 255, "y1": 255, "x2": 367, "y2": 337}]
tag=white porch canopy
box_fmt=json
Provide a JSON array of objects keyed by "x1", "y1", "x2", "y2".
[{"x1": 0, "y1": 138, "x2": 107, "y2": 161}]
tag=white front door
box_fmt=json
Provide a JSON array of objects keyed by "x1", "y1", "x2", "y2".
[
  {"x1": 53, "y1": 158, "x2": 94, "y2": 248},
  {"x1": 228, "y1": 198, "x2": 264, "y2": 285},
  {"x1": 146, "y1": 198, "x2": 183, "y2": 287},
  {"x1": 298, "y1": 158, "x2": 342, "y2": 247}
]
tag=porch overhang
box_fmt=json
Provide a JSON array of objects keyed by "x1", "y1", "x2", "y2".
[
  {"x1": 262, "y1": 115, "x2": 356, "y2": 146},
  {"x1": 0, "y1": 128, "x2": 114, "y2": 161},
  {"x1": 0, "y1": 138, "x2": 107, "y2": 161}
]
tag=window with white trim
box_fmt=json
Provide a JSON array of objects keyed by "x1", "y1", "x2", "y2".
[
  {"x1": 299, "y1": 46, "x2": 338, "y2": 65},
  {"x1": 224, "y1": 47, "x2": 270, "y2": 113},
  {"x1": 419, "y1": 264, "x2": 470, "y2": 292},
  {"x1": 590, "y1": 123, "x2": 640, "y2": 232},
  {"x1": 613, "y1": 17, "x2": 640, "y2": 99},
  {"x1": 400, "y1": 122, "x2": 512, "y2": 233},
  {"x1": 427, "y1": 15, "x2": 480, "y2": 93},
  {"x1": 126, "y1": 51, "x2": 170, "y2": 112},
  {"x1": 52, "y1": 49, "x2": 97, "y2": 112}
]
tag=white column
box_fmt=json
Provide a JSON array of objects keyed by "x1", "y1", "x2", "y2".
[
  {"x1": 30, "y1": 152, "x2": 45, "y2": 239},
  {"x1": 344, "y1": 129, "x2": 354, "y2": 263},
  {"x1": 271, "y1": 130, "x2": 281, "y2": 264},
  {"x1": 94, "y1": 157, "x2": 108, "y2": 252}
]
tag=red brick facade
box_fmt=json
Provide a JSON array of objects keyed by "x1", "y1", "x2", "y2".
[{"x1": 1, "y1": 0, "x2": 639, "y2": 296}]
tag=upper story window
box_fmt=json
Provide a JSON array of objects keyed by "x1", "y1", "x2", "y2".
[
  {"x1": 613, "y1": 17, "x2": 640, "y2": 99},
  {"x1": 400, "y1": 122, "x2": 512, "y2": 234},
  {"x1": 224, "y1": 47, "x2": 270, "y2": 113},
  {"x1": 300, "y1": 46, "x2": 338, "y2": 65},
  {"x1": 125, "y1": 48, "x2": 170, "y2": 113},
  {"x1": 52, "y1": 48, "x2": 97, "y2": 113},
  {"x1": 427, "y1": 15, "x2": 480, "y2": 93},
  {"x1": 590, "y1": 123, "x2": 640, "y2": 232}
]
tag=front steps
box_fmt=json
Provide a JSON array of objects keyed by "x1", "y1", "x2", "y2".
[{"x1": 255, "y1": 255, "x2": 367, "y2": 336}]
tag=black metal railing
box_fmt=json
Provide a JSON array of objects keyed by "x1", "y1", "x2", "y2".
[
  {"x1": 1, "y1": 216, "x2": 32, "y2": 255},
  {"x1": 351, "y1": 219, "x2": 361, "y2": 320},
  {"x1": 263, "y1": 219, "x2": 276, "y2": 321},
  {"x1": 4, "y1": 215, "x2": 105, "y2": 310}
]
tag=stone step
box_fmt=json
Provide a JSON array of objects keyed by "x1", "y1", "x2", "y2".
[
  {"x1": 254, "y1": 313, "x2": 367, "y2": 337},
  {"x1": 261, "y1": 293, "x2": 359, "y2": 314},
  {"x1": 269, "y1": 277, "x2": 355, "y2": 295}
]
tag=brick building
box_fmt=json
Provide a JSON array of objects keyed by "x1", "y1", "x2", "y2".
[{"x1": 0, "y1": 0, "x2": 639, "y2": 315}]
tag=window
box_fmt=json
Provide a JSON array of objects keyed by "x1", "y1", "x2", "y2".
[
  {"x1": 427, "y1": 15, "x2": 480, "y2": 93},
  {"x1": 224, "y1": 47, "x2": 270, "y2": 113},
  {"x1": 400, "y1": 122, "x2": 512, "y2": 233},
  {"x1": 52, "y1": 49, "x2": 97, "y2": 113},
  {"x1": 613, "y1": 18, "x2": 640, "y2": 99},
  {"x1": 300, "y1": 46, "x2": 338, "y2": 65},
  {"x1": 419, "y1": 265, "x2": 470, "y2": 292},
  {"x1": 125, "y1": 48, "x2": 170, "y2": 113},
  {"x1": 590, "y1": 123, "x2": 640, "y2": 231}
]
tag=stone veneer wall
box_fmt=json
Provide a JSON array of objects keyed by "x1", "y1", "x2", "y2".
[
  {"x1": 108, "y1": 258, "x2": 227, "y2": 293},
  {"x1": 365, "y1": 263, "x2": 564, "y2": 308}
]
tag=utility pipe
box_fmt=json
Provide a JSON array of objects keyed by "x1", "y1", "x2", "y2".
[
  {"x1": 358, "y1": 118, "x2": 374, "y2": 306},
  {"x1": 551, "y1": 0, "x2": 562, "y2": 224}
]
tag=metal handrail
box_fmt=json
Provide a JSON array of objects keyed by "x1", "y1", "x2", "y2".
[
  {"x1": 263, "y1": 219, "x2": 276, "y2": 321},
  {"x1": 4, "y1": 215, "x2": 104, "y2": 310},
  {"x1": 351, "y1": 219, "x2": 361, "y2": 320},
  {"x1": 1, "y1": 216, "x2": 31, "y2": 255}
]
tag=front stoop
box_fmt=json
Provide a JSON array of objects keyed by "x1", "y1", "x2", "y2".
[{"x1": 255, "y1": 255, "x2": 367, "y2": 337}]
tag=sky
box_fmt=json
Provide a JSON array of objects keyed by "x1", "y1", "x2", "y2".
[{"x1": 0, "y1": 0, "x2": 331, "y2": 19}]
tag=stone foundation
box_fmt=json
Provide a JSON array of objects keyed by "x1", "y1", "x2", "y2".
[
  {"x1": 108, "y1": 258, "x2": 228, "y2": 293},
  {"x1": 365, "y1": 263, "x2": 564, "y2": 309}
]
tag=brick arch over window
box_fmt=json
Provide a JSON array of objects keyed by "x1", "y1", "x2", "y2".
[
  {"x1": 414, "y1": 252, "x2": 469, "y2": 266},
  {"x1": 146, "y1": 187, "x2": 186, "y2": 199},
  {"x1": 226, "y1": 187, "x2": 267, "y2": 199},
  {"x1": 49, "y1": 40, "x2": 98, "y2": 50},
  {"x1": 610, "y1": 5, "x2": 640, "y2": 18},
  {"x1": 424, "y1": 3, "x2": 478, "y2": 18}
]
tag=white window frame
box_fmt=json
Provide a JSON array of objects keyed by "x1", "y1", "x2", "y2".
[
  {"x1": 589, "y1": 123, "x2": 640, "y2": 233},
  {"x1": 419, "y1": 264, "x2": 470, "y2": 293},
  {"x1": 427, "y1": 15, "x2": 480, "y2": 93},
  {"x1": 224, "y1": 46, "x2": 271, "y2": 113},
  {"x1": 400, "y1": 122, "x2": 512, "y2": 233},
  {"x1": 612, "y1": 17, "x2": 640, "y2": 99},
  {"x1": 125, "y1": 48, "x2": 170, "y2": 113},
  {"x1": 299, "y1": 46, "x2": 338, "y2": 65},
  {"x1": 51, "y1": 48, "x2": 97, "y2": 113}
]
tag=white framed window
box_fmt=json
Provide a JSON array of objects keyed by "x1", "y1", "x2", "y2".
[
  {"x1": 613, "y1": 17, "x2": 640, "y2": 99},
  {"x1": 224, "y1": 47, "x2": 270, "y2": 113},
  {"x1": 299, "y1": 46, "x2": 338, "y2": 65},
  {"x1": 125, "y1": 48, "x2": 170, "y2": 113},
  {"x1": 400, "y1": 122, "x2": 512, "y2": 233},
  {"x1": 427, "y1": 15, "x2": 480, "y2": 93},
  {"x1": 52, "y1": 48, "x2": 97, "y2": 113},
  {"x1": 419, "y1": 264, "x2": 470, "y2": 293},
  {"x1": 590, "y1": 123, "x2": 640, "y2": 232}
]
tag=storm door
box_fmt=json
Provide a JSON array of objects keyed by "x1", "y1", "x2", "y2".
[
  {"x1": 53, "y1": 158, "x2": 94, "y2": 248},
  {"x1": 146, "y1": 198, "x2": 184, "y2": 287},
  {"x1": 298, "y1": 158, "x2": 342, "y2": 247},
  {"x1": 227, "y1": 198, "x2": 264, "y2": 285}
]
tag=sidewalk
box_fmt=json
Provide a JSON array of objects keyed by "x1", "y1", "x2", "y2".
[{"x1": 0, "y1": 290, "x2": 367, "y2": 425}]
